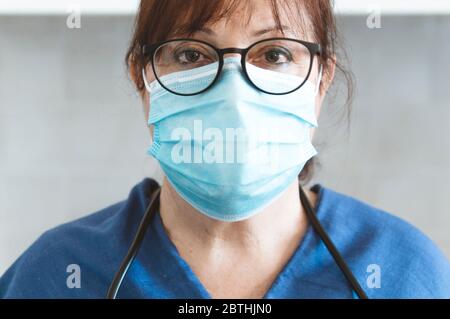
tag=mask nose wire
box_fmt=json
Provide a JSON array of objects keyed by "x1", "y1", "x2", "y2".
[
  {"x1": 142, "y1": 53, "x2": 245, "y2": 94},
  {"x1": 222, "y1": 53, "x2": 323, "y2": 96},
  {"x1": 220, "y1": 53, "x2": 258, "y2": 91},
  {"x1": 221, "y1": 53, "x2": 244, "y2": 72}
]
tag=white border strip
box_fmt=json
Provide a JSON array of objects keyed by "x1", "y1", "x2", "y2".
[
  {"x1": 0, "y1": 0, "x2": 140, "y2": 15},
  {"x1": 1, "y1": 0, "x2": 450, "y2": 15},
  {"x1": 335, "y1": 0, "x2": 450, "y2": 15}
]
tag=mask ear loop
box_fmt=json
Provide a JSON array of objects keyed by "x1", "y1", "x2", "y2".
[
  {"x1": 314, "y1": 64, "x2": 323, "y2": 96},
  {"x1": 142, "y1": 68, "x2": 152, "y2": 93}
]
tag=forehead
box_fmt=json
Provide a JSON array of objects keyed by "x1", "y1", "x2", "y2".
[{"x1": 171, "y1": 0, "x2": 313, "y2": 40}]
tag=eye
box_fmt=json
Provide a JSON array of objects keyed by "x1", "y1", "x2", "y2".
[
  {"x1": 172, "y1": 44, "x2": 216, "y2": 66},
  {"x1": 176, "y1": 49, "x2": 202, "y2": 64},
  {"x1": 264, "y1": 47, "x2": 292, "y2": 64},
  {"x1": 248, "y1": 45, "x2": 294, "y2": 69}
]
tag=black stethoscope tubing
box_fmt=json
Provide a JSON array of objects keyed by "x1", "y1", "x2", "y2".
[{"x1": 107, "y1": 185, "x2": 368, "y2": 299}]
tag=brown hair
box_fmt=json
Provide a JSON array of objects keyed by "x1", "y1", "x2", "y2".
[{"x1": 125, "y1": 0, "x2": 353, "y2": 184}]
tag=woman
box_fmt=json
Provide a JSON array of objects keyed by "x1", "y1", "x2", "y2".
[{"x1": 1, "y1": 0, "x2": 449, "y2": 299}]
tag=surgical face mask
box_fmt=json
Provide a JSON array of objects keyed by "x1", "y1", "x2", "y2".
[{"x1": 144, "y1": 57, "x2": 320, "y2": 222}]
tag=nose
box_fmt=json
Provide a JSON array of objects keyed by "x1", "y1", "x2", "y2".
[{"x1": 223, "y1": 53, "x2": 241, "y2": 60}]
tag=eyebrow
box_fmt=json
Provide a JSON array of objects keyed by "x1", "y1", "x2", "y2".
[
  {"x1": 198, "y1": 25, "x2": 292, "y2": 37},
  {"x1": 251, "y1": 25, "x2": 292, "y2": 37}
]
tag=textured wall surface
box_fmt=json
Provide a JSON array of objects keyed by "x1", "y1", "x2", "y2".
[{"x1": 1, "y1": 15, "x2": 449, "y2": 275}]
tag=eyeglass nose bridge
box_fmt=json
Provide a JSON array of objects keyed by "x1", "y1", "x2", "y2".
[
  {"x1": 216, "y1": 47, "x2": 248, "y2": 64},
  {"x1": 215, "y1": 47, "x2": 249, "y2": 75},
  {"x1": 218, "y1": 47, "x2": 246, "y2": 55},
  {"x1": 214, "y1": 47, "x2": 250, "y2": 85}
]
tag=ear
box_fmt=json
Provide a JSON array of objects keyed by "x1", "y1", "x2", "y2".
[
  {"x1": 315, "y1": 55, "x2": 336, "y2": 113},
  {"x1": 128, "y1": 55, "x2": 151, "y2": 126},
  {"x1": 319, "y1": 54, "x2": 336, "y2": 96},
  {"x1": 311, "y1": 55, "x2": 337, "y2": 139}
]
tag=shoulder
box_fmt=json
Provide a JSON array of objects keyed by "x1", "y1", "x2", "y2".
[
  {"x1": 0, "y1": 178, "x2": 159, "y2": 298},
  {"x1": 314, "y1": 185, "x2": 450, "y2": 298},
  {"x1": 0, "y1": 201, "x2": 126, "y2": 298}
]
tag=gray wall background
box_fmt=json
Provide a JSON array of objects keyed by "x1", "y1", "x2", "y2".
[{"x1": 1, "y1": 15, "x2": 449, "y2": 275}]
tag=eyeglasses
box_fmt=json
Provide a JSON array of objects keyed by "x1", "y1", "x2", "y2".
[{"x1": 142, "y1": 37, "x2": 322, "y2": 96}]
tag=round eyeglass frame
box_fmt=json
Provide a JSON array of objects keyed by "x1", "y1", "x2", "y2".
[{"x1": 142, "y1": 37, "x2": 322, "y2": 96}]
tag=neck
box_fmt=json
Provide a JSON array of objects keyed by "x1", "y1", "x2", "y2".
[{"x1": 159, "y1": 177, "x2": 312, "y2": 254}]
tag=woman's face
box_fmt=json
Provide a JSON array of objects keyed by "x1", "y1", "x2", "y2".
[{"x1": 138, "y1": 0, "x2": 335, "y2": 139}]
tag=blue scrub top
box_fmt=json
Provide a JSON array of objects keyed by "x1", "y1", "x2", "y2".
[{"x1": 1, "y1": 178, "x2": 450, "y2": 298}]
